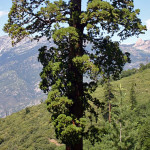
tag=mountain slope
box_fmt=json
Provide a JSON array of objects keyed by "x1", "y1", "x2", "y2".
[
  {"x1": 0, "y1": 36, "x2": 52, "y2": 117},
  {"x1": 0, "y1": 68, "x2": 150, "y2": 149},
  {"x1": 0, "y1": 103, "x2": 63, "y2": 150},
  {"x1": 94, "y1": 68, "x2": 150, "y2": 105}
]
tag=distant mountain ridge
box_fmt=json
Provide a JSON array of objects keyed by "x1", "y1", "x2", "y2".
[
  {"x1": 0, "y1": 36, "x2": 51, "y2": 117},
  {"x1": 120, "y1": 39, "x2": 150, "y2": 69},
  {"x1": 134, "y1": 38, "x2": 150, "y2": 52},
  {"x1": 0, "y1": 35, "x2": 150, "y2": 117}
]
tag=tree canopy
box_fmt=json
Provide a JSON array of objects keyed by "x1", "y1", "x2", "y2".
[{"x1": 4, "y1": 0, "x2": 146, "y2": 149}]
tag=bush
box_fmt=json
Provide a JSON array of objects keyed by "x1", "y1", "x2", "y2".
[
  {"x1": 25, "y1": 107, "x2": 30, "y2": 114},
  {"x1": 0, "y1": 137, "x2": 4, "y2": 144}
]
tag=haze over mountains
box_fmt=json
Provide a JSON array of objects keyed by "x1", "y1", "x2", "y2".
[
  {"x1": 0, "y1": 35, "x2": 150, "y2": 117},
  {"x1": 0, "y1": 36, "x2": 52, "y2": 117}
]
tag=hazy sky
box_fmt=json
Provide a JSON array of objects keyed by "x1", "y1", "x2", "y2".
[{"x1": 0, "y1": 0, "x2": 150, "y2": 44}]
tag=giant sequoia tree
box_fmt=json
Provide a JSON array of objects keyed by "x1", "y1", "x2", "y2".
[{"x1": 4, "y1": 0, "x2": 146, "y2": 149}]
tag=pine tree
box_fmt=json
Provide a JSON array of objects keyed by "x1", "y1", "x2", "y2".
[
  {"x1": 130, "y1": 82, "x2": 137, "y2": 110},
  {"x1": 100, "y1": 84, "x2": 136, "y2": 150},
  {"x1": 4, "y1": 0, "x2": 146, "y2": 149},
  {"x1": 103, "y1": 78, "x2": 115, "y2": 123}
]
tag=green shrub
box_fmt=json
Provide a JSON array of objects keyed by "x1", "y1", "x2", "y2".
[
  {"x1": 25, "y1": 107, "x2": 30, "y2": 114},
  {"x1": 0, "y1": 137, "x2": 4, "y2": 144}
]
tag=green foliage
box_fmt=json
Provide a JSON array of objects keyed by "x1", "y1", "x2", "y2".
[
  {"x1": 0, "y1": 103, "x2": 65, "y2": 150},
  {"x1": 0, "y1": 137, "x2": 4, "y2": 145},
  {"x1": 97, "y1": 84, "x2": 150, "y2": 150},
  {"x1": 120, "y1": 68, "x2": 137, "y2": 78},
  {"x1": 139, "y1": 62, "x2": 150, "y2": 72},
  {"x1": 92, "y1": 69, "x2": 150, "y2": 149},
  {"x1": 54, "y1": 114, "x2": 84, "y2": 145},
  {"x1": 103, "y1": 79, "x2": 115, "y2": 101},
  {"x1": 95, "y1": 68, "x2": 150, "y2": 105},
  {"x1": 85, "y1": 125, "x2": 102, "y2": 145},
  {"x1": 25, "y1": 107, "x2": 30, "y2": 114},
  {"x1": 130, "y1": 82, "x2": 137, "y2": 110},
  {"x1": 4, "y1": 0, "x2": 146, "y2": 148}
]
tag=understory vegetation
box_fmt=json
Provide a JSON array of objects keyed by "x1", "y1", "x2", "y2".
[{"x1": 0, "y1": 67, "x2": 150, "y2": 150}]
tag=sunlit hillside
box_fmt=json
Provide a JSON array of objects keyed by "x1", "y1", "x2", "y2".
[{"x1": 0, "y1": 68, "x2": 150, "y2": 150}]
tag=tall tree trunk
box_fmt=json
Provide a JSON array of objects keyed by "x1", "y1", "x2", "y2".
[
  {"x1": 67, "y1": 0, "x2": 83, "y2": 150},
  {"x1": 109, "y1": 102, "x2": 111, "y2": 123},
  {"x1": 66, "y1": 140, "x2": 83, "y2": 150}
]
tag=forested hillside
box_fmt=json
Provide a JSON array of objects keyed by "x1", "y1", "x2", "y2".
[{"x1": 0, "y1": 68, "x2": 149, "y2": 150}]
